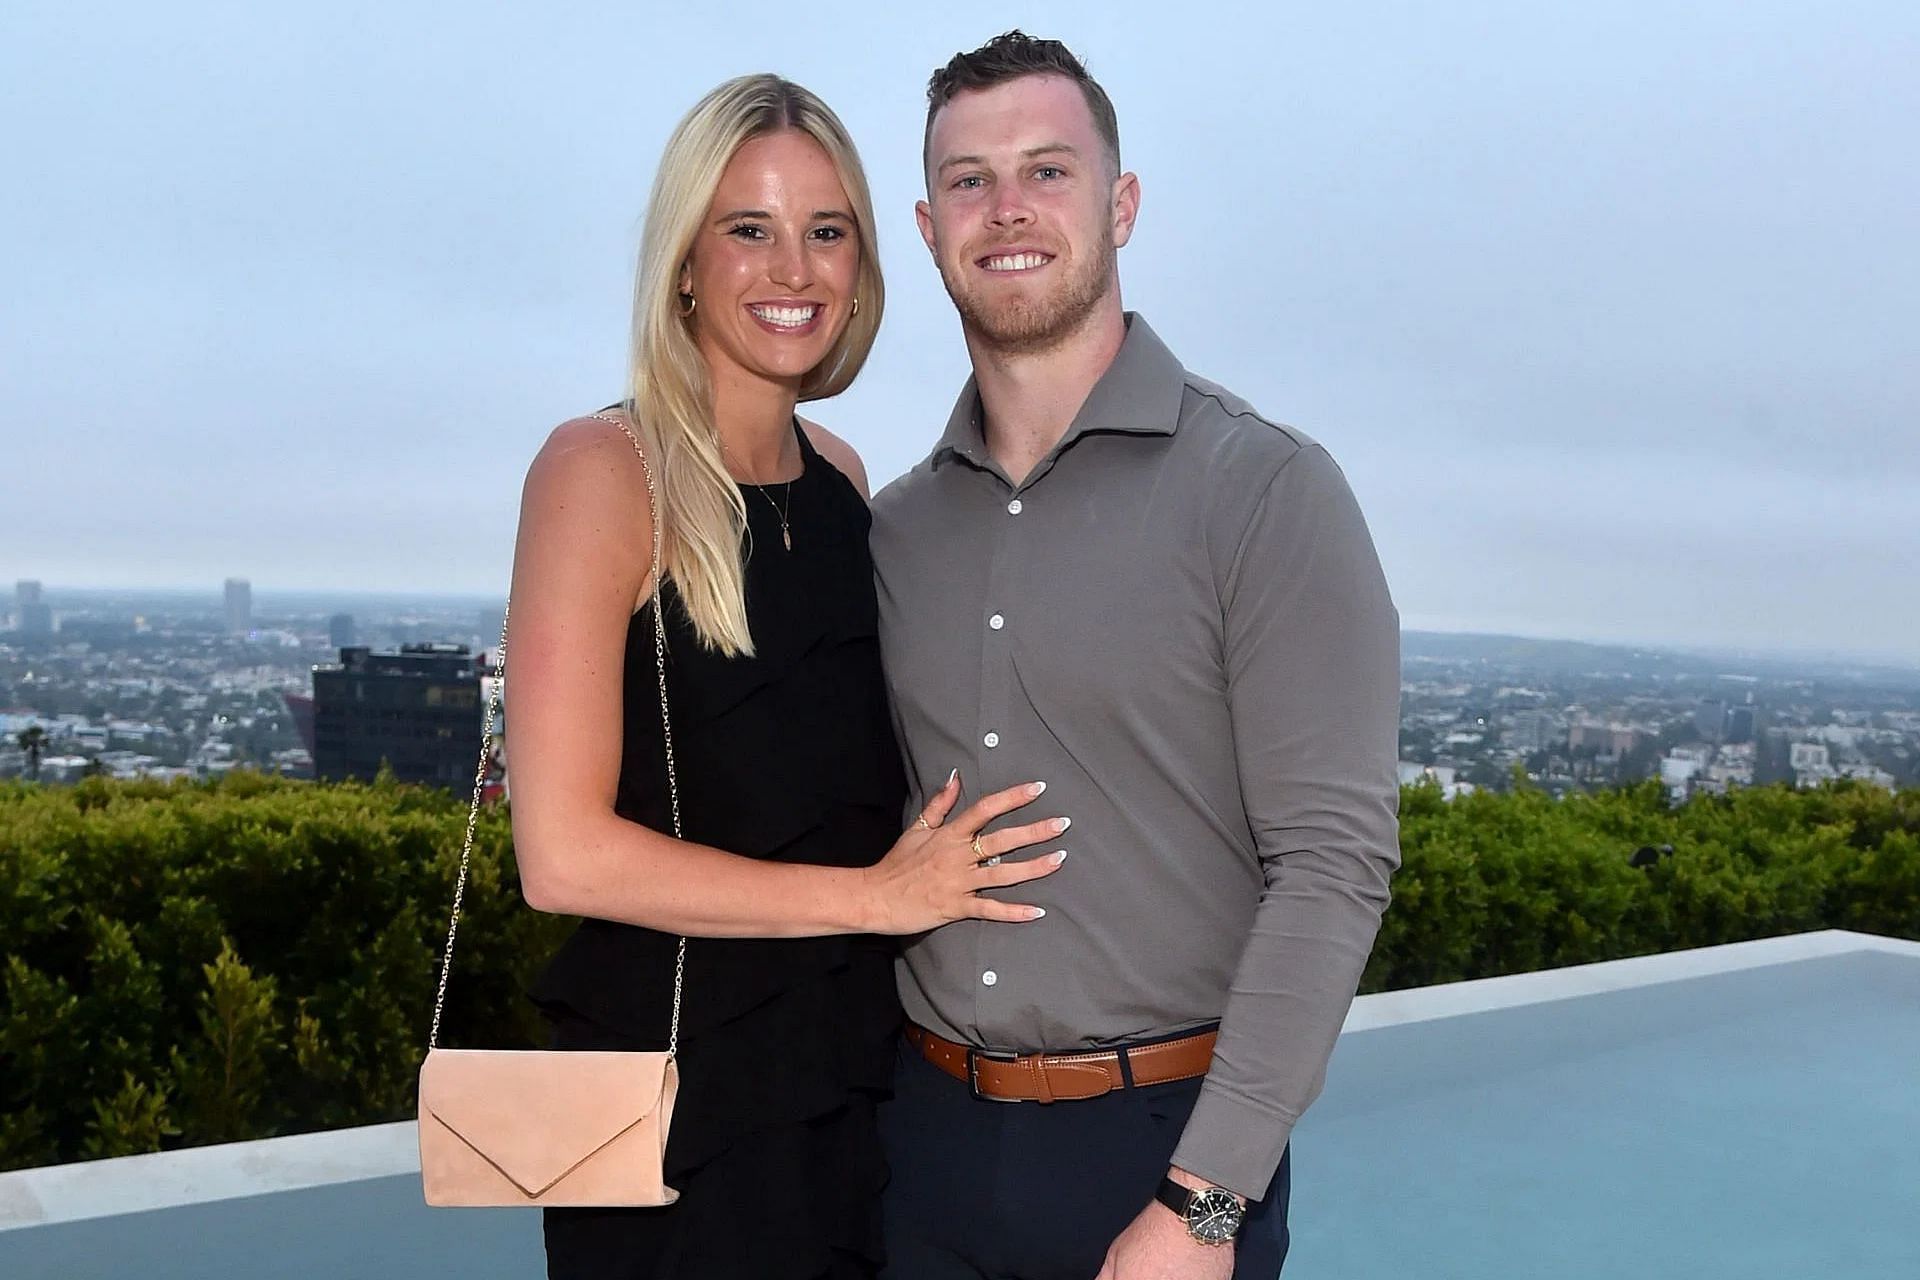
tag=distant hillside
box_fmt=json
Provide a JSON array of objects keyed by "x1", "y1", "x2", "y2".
[
  {"x1": 1403, "y1": 631, "x2": 1684, "y2": 674},
  {"x1": 1403, "y1": 630, "x2": 1920, "y2": 689}
]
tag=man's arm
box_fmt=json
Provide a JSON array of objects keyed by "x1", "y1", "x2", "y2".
[{"x1": 1171, "y1": 440, "x2": 1402, "y2": 1199}]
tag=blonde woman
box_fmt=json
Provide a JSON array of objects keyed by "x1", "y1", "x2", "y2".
[{"x1": 504, "y1": 76, "x2": 1068, "y2": 1278}]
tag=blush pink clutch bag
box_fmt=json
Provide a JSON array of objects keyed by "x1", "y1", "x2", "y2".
[
  {"x1": 419, "y1": 1049, "x2": 679, "y2": 1206},
  {"x1": 418, "y1": 411, "x2": 686, "y2": 1208}
]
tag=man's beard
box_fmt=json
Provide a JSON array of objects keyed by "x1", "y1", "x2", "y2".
[{"x1": 940, "y1": 236, "x2": 1115, "y2": 357}]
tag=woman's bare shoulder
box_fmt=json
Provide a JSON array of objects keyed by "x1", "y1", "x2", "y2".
[
  {"x1": 535, "y1": 410, "x2": 644, "y2": 464},
  {"x1": 518, "y1": 412, "x2": 654, "y2": 556},
  {"x1": 798, "y1": 416, "x2": 871, "y2": 500},
  {"x1": 525, "y1": 411, "x2": 652, "y2": 494}
]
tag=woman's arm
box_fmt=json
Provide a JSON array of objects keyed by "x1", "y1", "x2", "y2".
[{"x1": 504, "y1": 416, "x2": 1064, "y2": 938}]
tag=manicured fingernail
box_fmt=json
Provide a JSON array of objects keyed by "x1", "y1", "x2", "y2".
[
  {"x1": 1030, "y1": 780, "x2": 1047, "y2": 796},
  {"x1": 1053, "y1": 816, "x2": 1071, "y2": 832},
  {"x1": 946, "y1": 767, "x2": 959, "y2": 786},
  {"x1": 1030, "y1": 907, "x2": 1047, "y2": 919},
  {"x1": 1051, "y1": 850, "x2": 1068, "y2": 865}
]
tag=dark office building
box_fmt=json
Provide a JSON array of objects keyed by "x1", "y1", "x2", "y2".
[
  {"x1": 13, "y1": 581, "x2": 52, "y2": 636},
  {"x1": 312, "y1": 643, "x2": 483, "y2": 788},
  {"x1": 224, "y1": 578, "x2": 252, "y2": 635},
  {"x1": 1694, "y1": 698, "x2": 1728, "y2": 744},
  {"x1": 328, "y1": 613, "x2": 356, "y2": 648}
]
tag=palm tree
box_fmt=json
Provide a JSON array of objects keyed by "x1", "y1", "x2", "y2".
[{"x1": 16, "y1": 725, "x2": 49, "y2": 781}]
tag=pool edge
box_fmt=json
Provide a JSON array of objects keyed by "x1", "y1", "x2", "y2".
[{"x1": 4, "y1": 928, "x2": 1915, "y2": 1232}]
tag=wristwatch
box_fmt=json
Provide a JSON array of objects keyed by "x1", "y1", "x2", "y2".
[{"x1": 1154, "y1": 1176, "x2": 1245, "y2": 1246}]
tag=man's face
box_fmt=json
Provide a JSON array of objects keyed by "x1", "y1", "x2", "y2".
[{"x1": 918, "y1": 74, "x2": 1138, "y2": 355}]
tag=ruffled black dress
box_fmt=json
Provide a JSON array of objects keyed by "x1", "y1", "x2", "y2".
[{"x1": 530, "y1": 424, "x2": 906, "y2": 1279}]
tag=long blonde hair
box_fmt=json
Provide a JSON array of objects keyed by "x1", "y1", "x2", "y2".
[{"x1": 626, "y1": 75, "x2": 884, "y2": 656}]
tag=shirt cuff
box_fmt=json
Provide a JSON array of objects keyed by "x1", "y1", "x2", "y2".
[{"x1": 1169, "y1": 1079, "x2": 1295, "y2": 1203}]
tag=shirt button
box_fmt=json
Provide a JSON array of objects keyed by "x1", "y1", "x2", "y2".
[
  {"x1": 988, "y1": 613, "x2": 1005, "y2": 630},
  {"x1": 983, "y1": 731, "x2": 1000, "y2": 749},
  {"x1": 981, "y1": 970, "x2": 999, "y2": 987},
  {"x1": 1007, "y1": 499, "x2": 1023, "y2": 515}
]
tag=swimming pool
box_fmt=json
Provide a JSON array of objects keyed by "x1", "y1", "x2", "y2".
[
  {"x1": 1289, "y1": 934, "x2": 1920, "y2": 1277},
  {"x1": 2, "y1": 930, "x2": 1914, "y2": 1277}
]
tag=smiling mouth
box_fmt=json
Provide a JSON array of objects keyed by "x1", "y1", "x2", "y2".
[
  {"x1": 978, "y1": 252, "x2": 1053, "y2": 273},
  {"x1": 746, "y1": 303, "x2": 823, "y2": 332}
]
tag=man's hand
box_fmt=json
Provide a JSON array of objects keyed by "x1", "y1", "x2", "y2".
[{"x1": 1093, "y1": 1170, "x2": 1237, "y2": 1280}]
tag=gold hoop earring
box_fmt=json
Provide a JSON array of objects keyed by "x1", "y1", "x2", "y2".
[{"x1": 679, "y1": 293, "x2": 696, "y2": 317}]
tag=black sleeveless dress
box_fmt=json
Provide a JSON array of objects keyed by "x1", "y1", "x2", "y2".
[{"x1": 530, "y1": 423, "x2": 906, "y2": 1279}]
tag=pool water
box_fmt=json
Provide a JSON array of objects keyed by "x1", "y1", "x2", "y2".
[{"x1": 1288, "y1": 951, "x2": 1920, "y2": 1278}]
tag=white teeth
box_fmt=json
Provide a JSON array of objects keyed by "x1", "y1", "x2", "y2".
[
  {"x1": 748, "y1": 304, "x2": 819, "y2": 328},
  {"x1": 983, "y1": 253, "x2": 1050, "y2": 272}
]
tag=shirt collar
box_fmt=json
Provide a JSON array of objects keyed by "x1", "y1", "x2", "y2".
[{"x1": 932, "y1": 312, "x2": 1188, "y2": 470}]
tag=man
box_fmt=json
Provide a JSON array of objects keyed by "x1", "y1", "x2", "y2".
[{"x1": 869, "y1": 31, "x2": 1401, "y2": 1280}]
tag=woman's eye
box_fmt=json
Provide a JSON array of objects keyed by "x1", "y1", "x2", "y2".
[
  {"x1": 811, "y1": 226, "x2": 846, "y2": 242},
  {"x1": 729, "y1": 224, "x2": 767, "y2": 240}
]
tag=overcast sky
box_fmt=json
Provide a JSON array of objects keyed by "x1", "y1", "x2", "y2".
[{"x1": 4, "y1": 1, "x2": 1916, "y2": 662}]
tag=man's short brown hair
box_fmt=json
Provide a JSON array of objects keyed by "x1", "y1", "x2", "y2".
[{"x1": 923, "y1": 31, "x2": 1121, "y2": 177}]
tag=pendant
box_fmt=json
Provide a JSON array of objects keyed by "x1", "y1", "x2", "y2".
[{"x1": 781, "y1": 526, "x2": 792, "y2": 551}]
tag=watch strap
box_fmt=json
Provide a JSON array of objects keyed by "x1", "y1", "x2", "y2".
[
  {"x1": 1154, "y1": 1176, "x2": 1246, "y2": 1244},
  {"x1": 1154, "y1": 1175, "x2": 1195, "y2": 1220}
]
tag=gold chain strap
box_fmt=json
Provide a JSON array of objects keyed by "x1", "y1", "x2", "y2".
[{"x1": 428, "y1": 409, "x2": 687, "y2": 1056}]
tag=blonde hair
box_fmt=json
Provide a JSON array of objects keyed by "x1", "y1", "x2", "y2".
[{"x1": 625, "y1": 74, "x2": 884, "y2": 656}]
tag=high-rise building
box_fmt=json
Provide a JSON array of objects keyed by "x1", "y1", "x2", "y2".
[
  {"x1": 328, "y1": 613, "x2": 356, "y2": 648},
  {"x1": 1725, "y1": 705, "x2": 1756, "y2": 744},
  {"x1": 224, "y1": 578, "x2": 252, "y2": 634},
  {"x1": 13, "y1": 581, "x2": 52, "y2": 635},
  {"x1": 311, "y1": 643, "x2": 483, "y2": 788},
  {"x1": 1505, "y1": 710, "x2": 1556, "y2": 754},
  {"x1": 1694, "y1": 698, "x2": 1728, "y2": 743}
]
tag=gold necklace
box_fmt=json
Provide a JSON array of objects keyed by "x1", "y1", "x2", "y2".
[
  {"x1": 721, "y1": 432, "x2": 799, "y2": 551},
  {"x1": 754, "y1": 480, "x2": 795, "y2": 551}
]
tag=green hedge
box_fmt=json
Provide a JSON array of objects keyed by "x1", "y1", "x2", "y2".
[
  {"x1": 1, "y1": 774, "x2": 1916, "y2": 1171},
  {"x1": 0, "y1": 772, "x2": 570, "y2": 1172},
  {"x1": 1364, "y1": 777, "x2": 1920, "y2": 991}
]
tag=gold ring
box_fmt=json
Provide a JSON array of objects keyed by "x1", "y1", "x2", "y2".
[
  {"x1": 970, "y1": 834, "x2": 985, "y2": 860},
  {"x1": 915, "y1": 816, "x2": 931, "y2": 831}
]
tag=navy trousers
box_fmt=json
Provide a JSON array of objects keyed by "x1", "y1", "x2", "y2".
[{"x1": 878, "y1": 1038, "x2": 1290, "y2": 1279}]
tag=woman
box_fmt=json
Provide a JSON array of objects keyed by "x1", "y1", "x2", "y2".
[{"x1": 503, "y1": 76, "x2": 1069, "y2": 1279}]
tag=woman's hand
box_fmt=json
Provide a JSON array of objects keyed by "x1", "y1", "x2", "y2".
[{"x1": 858, "y1": 773, "x2": 1069, "y2": 934}]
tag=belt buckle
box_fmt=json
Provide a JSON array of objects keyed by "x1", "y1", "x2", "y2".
[{"x1": 965, "y1": 1047, "x2": 1023, "y2": 1103}]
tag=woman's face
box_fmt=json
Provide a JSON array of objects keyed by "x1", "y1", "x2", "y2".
[{"x1": 682, "y1": 130, "x2": 861, "y2": 392}]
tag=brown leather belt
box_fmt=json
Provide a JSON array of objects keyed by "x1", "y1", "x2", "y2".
[{"x1": 904, "y1": 1022, "x2": 1217, "y2": 1103}]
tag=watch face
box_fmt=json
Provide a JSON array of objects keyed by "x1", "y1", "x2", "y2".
[{"x1": 1187, "y1": 1187, "x2": 1245, "y2": 1245}]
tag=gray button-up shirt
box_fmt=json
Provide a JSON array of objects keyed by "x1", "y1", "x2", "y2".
[{"x1": 869, "y1": 314, "x2": 1401, "y2": 1199}]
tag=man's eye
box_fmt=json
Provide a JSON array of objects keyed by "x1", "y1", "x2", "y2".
[
  {"x1": 1035, "y1": 166, "x2": 1064, "y2": 180},
  {"x1": 953, "y1": 175, "x2": 985, "y2": 190}
]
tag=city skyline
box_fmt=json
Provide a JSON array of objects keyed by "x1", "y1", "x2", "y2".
[
  {"x1": 9, "y1": 580, "x2": 1916, "y2": 795},
  {"x1": 11, "y1": 577, "x2": 1920, "y2": 674},
  {"x1": 6, "y1": 3, "x2": 1918, "y2": 662}
]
